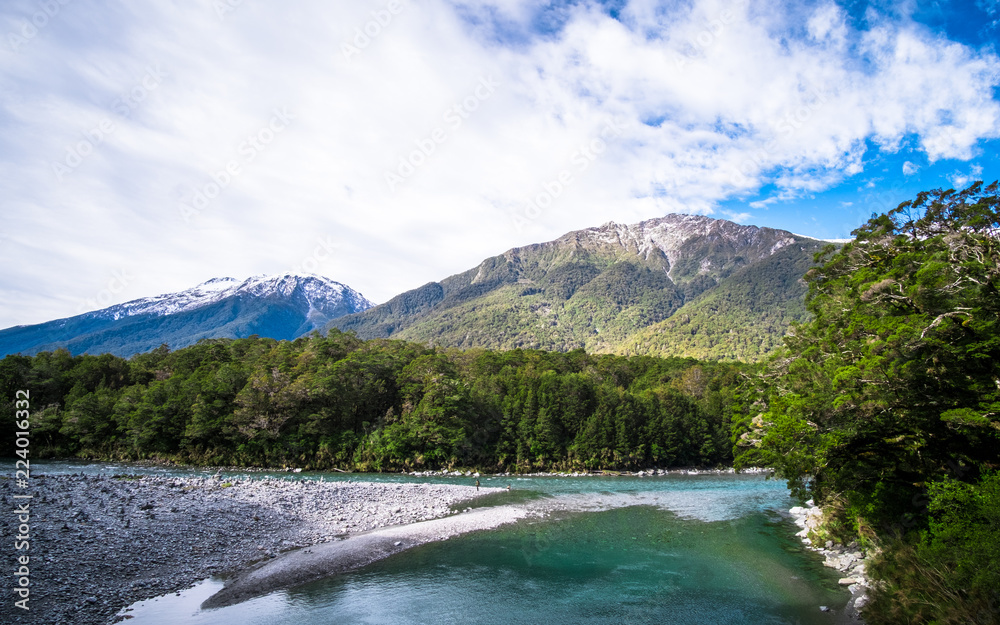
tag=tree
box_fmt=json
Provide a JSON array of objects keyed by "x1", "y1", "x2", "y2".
[
  {"x1": 737, "y1": 181, "x2": 1000, "y2": 523},
  {"x1": 232, "y1": 367, "x2": 299, "y2": 440}
]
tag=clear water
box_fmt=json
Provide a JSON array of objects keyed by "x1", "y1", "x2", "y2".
[
  {"x1": 33, "y1": 462, "x2": 852, "y2": 624},
  {"x1": 283, "y1": 507, "x2": 847, "y2": 625}
]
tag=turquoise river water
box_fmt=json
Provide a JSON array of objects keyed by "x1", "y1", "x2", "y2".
[{"x1": 39, "y1": 462, "x2": 852, "y2": 624}]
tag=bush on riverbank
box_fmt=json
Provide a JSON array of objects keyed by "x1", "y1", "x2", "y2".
[{"x1": 865, "y1": 472, "x2": 1000, "y2": 624}]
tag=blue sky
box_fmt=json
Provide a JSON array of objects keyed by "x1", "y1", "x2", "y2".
[{"x1": 1, "y1": 0, "x2": 998, "y2": 327}]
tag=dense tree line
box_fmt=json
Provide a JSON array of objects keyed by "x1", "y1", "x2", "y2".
[
  {"x1": 0, "y1": 334, "x2": 748, "y2": 472},
  {"x1": 735, "y1": 182, "x2": 1000, "y2": 624}
]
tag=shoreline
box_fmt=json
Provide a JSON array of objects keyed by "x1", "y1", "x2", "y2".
[
  {"x1": 788, "y1": 501, "x2": 870, "y2": 622},
  {"x1": 405, "y1": 466, "x2": 772, "y2": 477},
  {"x1": 201, "y1": 503, "x2": 536, "y2": 609},
  {"x1": 0, "y1": 474, "x2": 499, "y2": 625},
  {"x1": 27, "y1": 456, "x2": 772, "y2": 478}
]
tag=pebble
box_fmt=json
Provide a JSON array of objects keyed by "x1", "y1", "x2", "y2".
[
  {"x1": 0, "y1": 474, "x2": 495, "y2": 625},
  {"x1": 788, "y1": 500, "x2": 870, "y2": 622}
]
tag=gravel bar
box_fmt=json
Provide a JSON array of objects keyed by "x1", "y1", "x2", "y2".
[{"x1": 0, "y1": 474, "x2": 499, "y2": 625}]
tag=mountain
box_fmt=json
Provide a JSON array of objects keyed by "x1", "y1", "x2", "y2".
[
  {"x1": 0, "y1": 274, "x2": 373, "y2": 358},
  {"x1": 329, "y1": 214, "x2": 832, "y2": 361}
]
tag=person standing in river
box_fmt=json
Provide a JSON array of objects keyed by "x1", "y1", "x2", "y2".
[{"x1": 475, "y1": 478, "x2": 480, "y2": 491}]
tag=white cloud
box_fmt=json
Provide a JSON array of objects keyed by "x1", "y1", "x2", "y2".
[
  {"x1": 749, "y1": 198, "x2": 779, "y2": 210},
  {"x1": 902, "y1": 160, "x2": 919, "y2": 175},
  {"x1": 807, "y1": 3, "x2": 849, "y2": 45},
  {"x1": 1, "y1": 0, "x2": 999, "y2": 327},
  {"x1": 721, "y1": 210, "x2": 752, "y2": 223},
  {"x1": 949, "y1": 164, "x2": 985, "y2": 189}
]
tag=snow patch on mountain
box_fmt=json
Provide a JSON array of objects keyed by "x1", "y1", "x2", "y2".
[
  {"x1": 563, "y1": 214, "x2": 798, "y2": 279},
  {"x1": 84, "y1": 274, "x2": 373, "y2": 321}
]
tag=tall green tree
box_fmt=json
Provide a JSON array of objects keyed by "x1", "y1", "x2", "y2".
[
  {"x1": 735, "y1": 181, "x2": 1000, "y2": 623},
  {"x1": 737, "y1": 182, "x2": 1000, "y2": 516}
]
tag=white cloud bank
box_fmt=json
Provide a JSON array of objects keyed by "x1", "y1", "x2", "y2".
[{"x1": 0, "y1": 0, "x2": 998, "y2": 327}]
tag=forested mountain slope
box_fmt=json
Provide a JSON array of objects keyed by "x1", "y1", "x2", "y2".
[{"x1": 331, "y1": 214, "x2": 829, "y2": 361}]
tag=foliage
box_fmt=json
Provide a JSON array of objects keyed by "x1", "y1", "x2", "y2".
[
  {"x1": 865, "y1": 472, "x2": 1000, "y2": 624},
  {"x1": 734, "y1": 182, "x2": 1000, "y2": 623},
  {"x1": 1, "y1": 332, "x2": 751, "y2": 472}
]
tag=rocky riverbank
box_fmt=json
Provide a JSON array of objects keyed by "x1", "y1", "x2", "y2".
[
  {"x1": 0, "y1": 474, "x2": 498, "y2": 625},
  {"x1": 405, "y1": 466, "x2": 772, "y2": 477},
  {"x1": 789, "y1": 501, "x2": 870, "y2": 621}
]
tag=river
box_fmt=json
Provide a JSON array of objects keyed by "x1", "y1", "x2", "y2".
[{"x1": 37, "y1": 462, "x2": 852, "y2": 624}]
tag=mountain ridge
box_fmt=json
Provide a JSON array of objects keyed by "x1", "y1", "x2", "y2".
[
  {"x1": 329, "y1": 213, "x2": 830, "y2": 360},
  {"x1": 1, "y1": 214, "x2": 836, "y2": 362},
  {"x1": 0, "y1": 274, "x2": 372, "y2": 358}
]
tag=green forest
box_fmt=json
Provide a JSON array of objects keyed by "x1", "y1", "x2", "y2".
[{"x1": 0, "y1": 335, "x2": 747, "y2": 472}]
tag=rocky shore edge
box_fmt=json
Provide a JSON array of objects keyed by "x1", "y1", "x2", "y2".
[
  {"x1": 88, "y1": 458, "x2": 769, "y2": 478},
  {"x1": 201, "y1": 503, "x2": 535, "y2": 609},
  {"x1": 789, "y1": 501, "x2": 870, "y2": 621},
  {"x1": 405, "y1": 466, "x2": 771, "y2": 477},
  {"x1": 0, "y1": 474, "x2": 500, "y2": 625}
]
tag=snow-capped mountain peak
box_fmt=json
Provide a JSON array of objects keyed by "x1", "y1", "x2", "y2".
[
  {"x1": 197, "y1": 277, "x2": 241, "y2": 291},
  {"x1": 0, "y1": 274, "x2": 375, "y2": 358},
  {"x1": 85, "y1": 274, "x2": 372, "y2": 321}
]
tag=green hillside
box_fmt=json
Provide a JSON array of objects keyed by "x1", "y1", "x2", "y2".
[
  {"x1": 331, "y1": 215, "x2": 831, "y2": 362},
  {"x1": 619, "y1": 241, "x2": 825, "y2": 360}
]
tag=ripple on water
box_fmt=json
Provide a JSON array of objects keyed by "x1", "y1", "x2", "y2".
[{"x1": 116, "y1": 474, "x2": 849, "y2": 625}]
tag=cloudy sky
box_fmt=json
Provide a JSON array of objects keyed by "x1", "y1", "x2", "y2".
[{"x1": 1, "y1": 0, "x2": 998, "y2": 328}]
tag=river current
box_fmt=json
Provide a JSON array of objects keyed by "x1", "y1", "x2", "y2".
[{"x1": 39, "y1": 462, "x2": 852, "y2": 624}]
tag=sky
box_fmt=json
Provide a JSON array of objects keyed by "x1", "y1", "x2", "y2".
[{"x1": 1, "y1": 0, "x2": 998, "y2": 329}]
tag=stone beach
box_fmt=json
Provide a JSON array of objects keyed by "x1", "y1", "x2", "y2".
[
  {"x1": 0, "y1": 474, "x2": 498, "y2": 625},
  {"x1": 789, "y1": 501, "x2": 870, "y2": 621}
]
